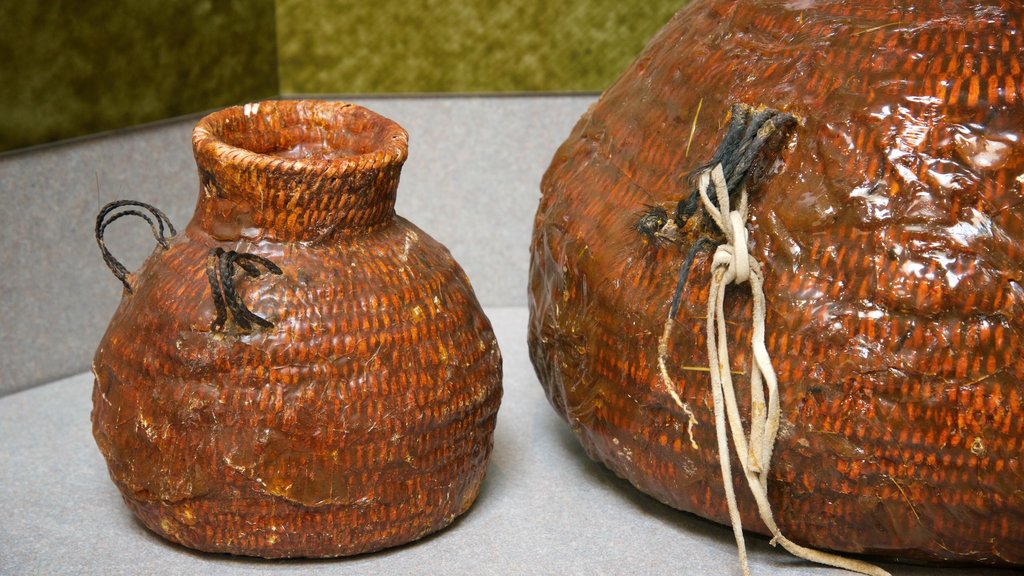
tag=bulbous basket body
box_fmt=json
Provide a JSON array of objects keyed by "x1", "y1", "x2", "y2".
[
  {"x1": 92, "y1": 100, "x2": 502, "y2": 558},
  {"x1": 529, "y1": 0, "x2": 1023, "y2": 565}
]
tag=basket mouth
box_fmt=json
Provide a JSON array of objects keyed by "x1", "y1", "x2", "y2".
[{"x1": 192, "y1": 100, "x2": 408, "y2": 179}]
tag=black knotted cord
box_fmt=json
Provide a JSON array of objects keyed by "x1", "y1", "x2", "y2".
[
  {"x1": 635, "y1": 103, "x2": 799, "y2": 323},
  {"x1": 207, "y1": 248, "x2": 283, "y2": 333},
  {"x1": 674, "y1": 104, "x2": 798, "y2": 228}
]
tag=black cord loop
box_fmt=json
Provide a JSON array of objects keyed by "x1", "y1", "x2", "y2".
[{"x1": 95, "y1": 200, "x2": 177, "y2": 293}]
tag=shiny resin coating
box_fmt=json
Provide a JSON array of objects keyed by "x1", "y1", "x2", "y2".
[
  {"x1": 529, "y1": 0, "x2": 1024, "y2": 564},
  {"x1": 93, "y1": 101, "x2": 502, "y2": 557}
]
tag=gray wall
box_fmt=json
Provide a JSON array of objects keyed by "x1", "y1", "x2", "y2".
[{"x1": 0, "y1": 95, "x2": 594, "y2": 396}]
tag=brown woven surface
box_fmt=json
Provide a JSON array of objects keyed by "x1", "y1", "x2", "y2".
[
  {"x1": 92, "y1": 100, "x2": 502, "y2": 558},
  {"x1": 529, "y1": 0, "x2": 1024, "y2": 565}
]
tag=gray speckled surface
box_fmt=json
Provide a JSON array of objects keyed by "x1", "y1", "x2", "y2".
[
  {"x1": 0, "y1": 95, "x2": 593, "y2": 396},
  {"x1": 0, "y1": 308, "x2": 993, "y2": 576}
]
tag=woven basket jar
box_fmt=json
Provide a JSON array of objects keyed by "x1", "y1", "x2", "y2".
[
  {"x1": 92, "y1": 100, "x2": 503, "y2": 558},
  {"x1": 529, "y1": 0, "x2": 1023, "y2": 566}
]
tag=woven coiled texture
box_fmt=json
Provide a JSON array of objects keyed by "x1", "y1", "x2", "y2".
[
  {"x1": 93, "y1": 101, "x2": 502, "y2": 558},
  {"x1": 529, "y1": 0, "x2": 1023, "y2": 565}
]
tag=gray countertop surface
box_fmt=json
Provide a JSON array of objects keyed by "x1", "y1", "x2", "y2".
[{"x1": 0, "y1": 308, "x2": 1003, "y2": 575}]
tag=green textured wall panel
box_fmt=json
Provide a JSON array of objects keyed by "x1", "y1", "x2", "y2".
[
  {"x1": 1, "y1": 1, "x2": 685, "y2": 151},
  {"x1": 276, "y1": 0, "x2": 682, "y2": 94},
  {"x1": 0, "y1": 0, "x2": 278, "y2": 152}
]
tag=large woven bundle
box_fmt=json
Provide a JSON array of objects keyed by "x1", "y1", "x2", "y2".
[{"x1": 529, "y1": 0, "x2": 1024, "y2": 566}]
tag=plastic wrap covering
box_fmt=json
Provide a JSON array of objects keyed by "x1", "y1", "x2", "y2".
[
  {"x1": 92, "y1": 101, "x2": 503, "y2": 558},
  {"x1": 529, "y1": 0, "x2": 1024, "y2": 565}
]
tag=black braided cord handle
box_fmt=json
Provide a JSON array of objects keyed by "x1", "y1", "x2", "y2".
[{"x1": 95, "y1": 200, "x2": 177, "y2": 293}]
